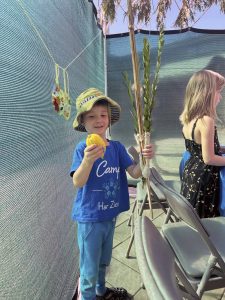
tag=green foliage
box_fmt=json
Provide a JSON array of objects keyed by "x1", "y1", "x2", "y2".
[
  {"x1": 143, "y1": 38, "x2": 151, "y2": 132},
  {"x1": 142, "y1": 29, "x2": 164, "y2": 132},
  {"x1": 101, "y1": 0, "x2": 116, "y2": 22},
  {"x1": 123, "y1": 29, "x2": 164, "y2": 134},
  {"x1": 101, "y1": 0, "x2": 121, "y2": 23},
  {"x1": 100, "y1": 0, "x2": 225, "y2": 29},
  {"x1": 132, "y1": 0, "x2": 151, "y2": 24},
  {"x1": 150, "y1": 29, "x2": 164, "y2": 115},
  {"x1": 122, "y1": 71, "x2": 138, "y2": 133}
]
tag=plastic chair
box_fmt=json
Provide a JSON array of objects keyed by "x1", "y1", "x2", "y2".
[
  {"x1": 135, "y1": 215, "x2": 200, "y2": 300},
  {"x1": 149, "y1": 167, "x2": 180, "y2": 224},
  {"x1": 150, "y1": 167, "x2": 225, "y2": 298},
  {"x1": 127, "y1": 147, "x2": 171, "y2": 220},
  {"x1": 126, "y1": 147, "x2": 172, "y2": 257}
]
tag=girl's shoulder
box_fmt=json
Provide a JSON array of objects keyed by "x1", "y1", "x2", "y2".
[{"x1": 198, "y1": 115, "x2": 215, "y2": 127}]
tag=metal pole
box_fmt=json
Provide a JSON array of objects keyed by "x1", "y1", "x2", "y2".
[
  {"x1": 104, "y1": 34, "x2": 107, "y2": 96},
  {"x1": 103, "y1": 31, "x2": 111, "y2": 139}
]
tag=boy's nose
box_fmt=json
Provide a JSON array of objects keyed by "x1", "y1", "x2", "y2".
[{"x1": 96, "y1": 116, "x2": 103, "y2": 122}]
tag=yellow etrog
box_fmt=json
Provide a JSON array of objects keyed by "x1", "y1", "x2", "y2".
[{"x1": 86, "y1": 134, "x2": 107, "y2": 158}]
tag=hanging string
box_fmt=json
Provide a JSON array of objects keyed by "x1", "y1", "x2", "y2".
[
  {"x1": 63, "y1": 68, "x2": 70, "y2": 97},
  {"x1": 190, "y1": 6, "x2": 210, "y2": 28},
  {"x1": 62, "y1": 68, "x2": 71, "y2": 120},
  {"x1": 17, "y1": 0, "x2": 56, "y2": 64},
  {"x1": 17, "y1": 0, "x2": 102, "y2": 70},
  {"x1": 173, "y1": 0, "x2": 211, "y2": 29},
  {"x1": 64, "y1": 32, "x2": 101, "y2": 70},
  {"x1": 55, "y1": 64, "x2": 60, "y2": 85}
]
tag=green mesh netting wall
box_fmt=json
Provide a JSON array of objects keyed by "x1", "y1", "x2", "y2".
[
  {"x1": 0, "y1": 0, "x2": 104, "y2": 299},
  {"x1": 2, "y1": 0, "x2": 225, "y2": 298},
  {"x1": 107, "y1": 29, "x2": 225, "y2": 179}
]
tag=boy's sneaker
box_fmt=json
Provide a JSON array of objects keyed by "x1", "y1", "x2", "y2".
[{"x1": 96, "y1": 287, "x2": 128, "y2": 300}]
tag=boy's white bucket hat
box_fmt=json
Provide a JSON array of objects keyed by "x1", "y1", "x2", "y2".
[{"x1": 73, "y1": 87, "x2": 121, "y2": 132}]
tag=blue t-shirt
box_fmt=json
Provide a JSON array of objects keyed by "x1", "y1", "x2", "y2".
[{"x1": 70, "y1": 140, "x2": 133, "y2": 222}]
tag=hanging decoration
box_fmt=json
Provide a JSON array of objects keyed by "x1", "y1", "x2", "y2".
[
  {"x1": 52, "y1": 64, "x2": 71, "y2": 120},
  {"x1": 17, "y1": 0, "x2": 101, "y2": 122}
]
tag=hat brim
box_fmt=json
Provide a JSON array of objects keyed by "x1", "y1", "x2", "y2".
[{"x1": 73, "y1": 95, "x2": 121, "y2": 132}]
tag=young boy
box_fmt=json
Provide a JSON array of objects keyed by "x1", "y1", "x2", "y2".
[{"x1": 70, "y1": 88, "x2": 154, "y2": 300}]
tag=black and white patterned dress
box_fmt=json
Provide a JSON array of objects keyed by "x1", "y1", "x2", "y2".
[{"x1": 180, "y1": 119, "x2": 221, "y2": 218}]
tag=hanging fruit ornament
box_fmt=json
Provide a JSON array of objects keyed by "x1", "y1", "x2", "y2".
[
  {"x1": 52, "y1": 83, "x2": 61, "y2": 112},
  {"x1": 52, "y1": 64, "x2": 61, "y2": 112},
  {"x1": 61, "y1": 96, "x2": 71, "y2": 120},
  {"x1": 52, "y1": 64, "x2": 71, "y2": 120},
  {"x1": 60, "y1": 69, "x2": 71, "y2": 120}
]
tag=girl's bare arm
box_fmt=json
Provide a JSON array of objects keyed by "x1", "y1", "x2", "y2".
[{"x1": 200, "y1": 116, "x2": 225, "y2": 166}]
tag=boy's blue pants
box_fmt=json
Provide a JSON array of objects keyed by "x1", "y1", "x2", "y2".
[{"x1": 77, "y1": 220, "x2": 116, "y2": 300}]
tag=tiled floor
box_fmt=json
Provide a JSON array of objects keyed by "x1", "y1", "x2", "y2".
[{"x1": 105, "y1": 197, "x2": 225, "y2": 300}]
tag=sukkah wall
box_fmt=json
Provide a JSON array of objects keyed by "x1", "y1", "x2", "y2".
[
  {"x1": 107, "y1": 28, "x2": 225, "y2": 178},
  {"x1": 0, "y1": 0, "x2": 104, "y2": 299}
]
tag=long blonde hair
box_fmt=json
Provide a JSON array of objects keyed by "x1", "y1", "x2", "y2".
[{"x1": 179, "y1": 69, "x2": 225, "y2": 125}]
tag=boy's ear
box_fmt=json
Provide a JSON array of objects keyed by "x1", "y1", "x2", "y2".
[{"x1": 79, "y1": 114, "x2": 84, "y2": 124}]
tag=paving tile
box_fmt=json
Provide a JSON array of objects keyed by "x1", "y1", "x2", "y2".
[
  {"x1": 221, "y1": 288, "x2": 225, "y2": 299},
  {"x1": 112, "y1": 237, "x2": 140, "y2": 272},
  {"x1": 133, "y1": 287, "x2": 149, "y2": 300},
  {"x1": 105, "y1": 257, "x2": 142, "y2": 296},
  {"x1": 116, "y1": 215, "x2": 130, "y2": 228},
  {"x1": 113, "y1": 235, "x2": 125, "y2": 248},
  {"x1": 116, "y1": 209, "x2": 132, "y2": 226},
  {"x1": 114, "y1": 218, "x2": 132, "y2": 243},
  {"x1": 202, "y1": 288, "x2": 225, "y2": 299},
  {"x1": 111, "y1": 201, "x2": 225, "y2": 300}
]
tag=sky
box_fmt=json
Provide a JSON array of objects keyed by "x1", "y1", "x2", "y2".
[{"x1": 93, "y1": 0, "x2": 225, "y2": 34}]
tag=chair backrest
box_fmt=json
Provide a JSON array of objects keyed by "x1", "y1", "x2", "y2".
[
  {"x1": 150, "y1": 167, "x2": 225, "y2": 260},
  {"x1": 135, "y1": 215, "x2": 199, "y2": 300},
  {"x1": 135, "y1": 216, "x2": 163, "y2": 300},
  {"x1": 150, "y1": 166, "x2": 181, "y2": 192},
  {"x1": 128, "y1": 145, "x2": 139, "y2": 164},
  {"x1": 150, "y1": 167, "x2": 205, "y2": 230},
  {"x1": 149, "y1": 167, "x2": 179, "y2": 223}
]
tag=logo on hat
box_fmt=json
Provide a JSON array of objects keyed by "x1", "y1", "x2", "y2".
[{"x1": 79, "y1": 95, "x2": 95, "y2": 108}]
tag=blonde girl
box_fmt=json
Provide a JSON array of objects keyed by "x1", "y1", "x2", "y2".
[{"x1": 180, "y1": 69, "x2": 225, "y2": 217}]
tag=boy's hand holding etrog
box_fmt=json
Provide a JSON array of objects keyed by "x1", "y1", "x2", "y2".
[{"x1": 83, "y1": 134, "x2": 107, "y2": 165}]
